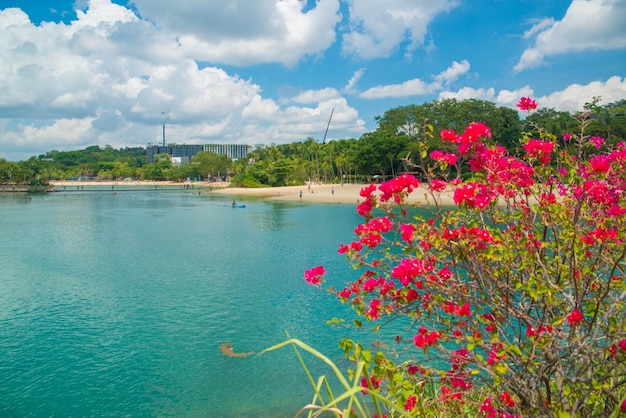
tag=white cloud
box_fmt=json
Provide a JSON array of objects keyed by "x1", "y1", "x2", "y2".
[
  {"x1": 515, "y1": 0, "x2": 626, "y2": 71},
  {"x1": 537, "y1": 76, "x2": 626, "y2": 111},
  {"x1": 130, "y1": 0, "x2": 342, "y2": 66},
  {"x1": 342, "y1": 0, "x2": 458, "y2": 59},
  {"x1": 344, "y1": 68, "x2": 366, "y2": 94},
  {"x1": 73, "y1": 0, "x2": 138, "y2": 32},
  {"x1": 496, "y1": 87, "x2": 535, "y2": 107},
  {"x1": 291, "y1": 88, "x2": 340, "y2": 104},
  {"x1": 438, "y1": 77, "x2": 626, "y2": 112},
  {"x1": 0, "y1": 1, "x2": 365, "y2": 160},
  {"x1": 360, "y1": 78, "x2": 430, "y2": 99},
  {"x1": 359, "y1": 60, "x2": 470, "y2": 99},
  {"x1": 438, "y1": 87, "x2": 497, "y2": 102},
  {"x1": 433, "y1": 60, "x2": 470, "y2": 86}
]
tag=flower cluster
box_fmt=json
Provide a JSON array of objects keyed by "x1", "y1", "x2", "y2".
[
  {"x1": 303, "y1": 265, "x2": 325, "y2": 286},
  {"x1": 516, "y1": 96, "x2": 538, "y2": 111},
  {"x1": 523, "y1": 139, "x2": 554, "y2": 164},
  {"x1": 430, "y1": 150, "x2": 458, "y2": 166},
  {"x1": 303, "y1": 96, "x2": 626, "y2": 417}
]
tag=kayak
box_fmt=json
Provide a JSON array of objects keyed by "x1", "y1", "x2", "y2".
[{"x1": 226, "y1": 204, "x2": 246, "y2": 208}]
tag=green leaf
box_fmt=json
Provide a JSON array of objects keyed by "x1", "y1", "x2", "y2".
[
  {"x1": 509, "y1": 345, "x2": 523, "y2": 357},
  {"x1": 495, "y1": 364, "x2": 507, "y2": 375}
]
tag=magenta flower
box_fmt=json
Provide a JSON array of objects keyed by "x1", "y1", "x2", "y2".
[
  {"x1": 516, "y1": 97, "x2": 538, "y2": 111},
  {"x1": 440, "y1": 129, "x2": 458, "y2": 142},
  {"x1": 404, "y1": 395, "x2": 417, "y2": 411},
  {"x1": 303, "y1": 265, "x2": 326, "y2": 285},
  {"x1": 589, "y1": 155, "x2": 611, "y2": 173},
  {"x1": 399, "y1": 223, "x2": 415, "y2": 243},
  {"x1": 566, "y1": 309, "x2": 583, "y2": 326},
  {"x1": 359, "y1": 184, "x2": 376, "y2": 197},
  {"x1": 590, "y1": 136, "x2": 605, "y2": 149}
]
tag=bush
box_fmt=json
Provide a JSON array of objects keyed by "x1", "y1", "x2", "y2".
[{"x1": 303, "y1": 98, "x2": 626, "y2": 417}]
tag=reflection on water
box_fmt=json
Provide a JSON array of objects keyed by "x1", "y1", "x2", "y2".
[{"x1": 0, "y1": 188, "x2": 368, "y2": 417}]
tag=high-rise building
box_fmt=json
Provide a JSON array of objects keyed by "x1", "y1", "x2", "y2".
[{"x1": 146, "y1": 144, "x2": 251, "y2": 164}]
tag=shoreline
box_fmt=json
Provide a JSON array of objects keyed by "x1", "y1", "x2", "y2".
[
  {"x1": 47, "y1": 180, "x2": 456, "y2": 205},
  {"x1": 207, "y1": 182, "x2": 456, "y2": 206}
]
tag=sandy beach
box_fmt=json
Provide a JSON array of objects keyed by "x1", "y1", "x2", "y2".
[
  {"x1": 49, "y1": 180, "x2": 456, "y2": 205},
  {"x1": 207, "y1": 182, "x2": 456, "y2": 205}
]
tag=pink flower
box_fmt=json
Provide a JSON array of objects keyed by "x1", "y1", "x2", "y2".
[
  {"x1": 360, "y1": 375, "x2": 381, "y2": 394},
  {"x1": 500, "y1": 391, "x2": 516, "y2": 408},
  {"x1": 413, "y1": 327, "x2": 440, "y2": 348},
  {"x1": 356, "y1": 198, "x2": 374, "y2": 217},
  {"x1": 460, "y1": 122, "x2": 491, "y2": 143},
  {"x1": 479, "y1": 397, "x2": 494, "y2": 413},
  {"x1": 590, "y1": 136, "x2": 605, "y2": 149},
  {"x1": 589, "y1": 155, "x2": 611, "y2": 173},
  {"x1": 563, "y1": 132, "x2": 572, "y2": 141},
  {"x1": 566, "y1": 309, "x2": 583, "y2": 326},
  {"x1": 453, "y1": 182, "x2": 495, "y2": 209},
  {"x1": 621, "y1": 397, "x2": 626, "y2": 412},
  {"x1": 619, "y1": 339, "x2": 626, "y2": 351},
  {"x1": 430, "y1": 150, "x2": 445, "y2": 161},
  {"x1": 304, "y1": 266, "x2": 326, "y2": 285},
  {"x1": 366, "y1": 299, "x2": 382, "y2": 319},
  {"x1": 516, "y1": 97, "x2": 538, "y2": 111},
  {"x1": 391, "y1": 258, "x2": 433, "y2": 286},
  {"x1": 441, "y1": 129, "x2": 458, "y2": 142},
  {"x1": 430, "y1": 150, "x2": 458, "y2": 165},
  {"x1": 359, "y1": 184, "x2": 376, "y2": 197},
  {"x1": 407, "y1": 364, "x2": 420, "y2": 375},
  {"x1": 430, "y1": 178, "x2": 448, "y2": 192},
  {"x1": 399, "y1": 223, "x2": 415, "y2": 243},
  {"x1": 304, "y1": 265, "x2": 326, "y2": 285},
  {"x1": 523, "y1": 139, "x2": 554, "y2": 163},
  {"x1": 404, "y1": 395, "x2": 417, "y2": 411},
  {"x1": 378, "y1": 174, "x2": 420, "y2": 202}
]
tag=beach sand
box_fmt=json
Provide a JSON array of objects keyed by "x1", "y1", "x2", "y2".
[
  {"x1": 49, "y1": 180, "x2": 456, "y2": 206},
  {"x1": 208, "y1": 182, "x2": 456, "y2": 206}
]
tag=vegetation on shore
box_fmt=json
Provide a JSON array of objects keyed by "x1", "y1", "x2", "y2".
[{"x1": 1, "y1": 98, "x2": 624, "y2": 188}]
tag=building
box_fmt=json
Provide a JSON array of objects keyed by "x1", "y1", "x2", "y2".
[{"x1": 146, "y1": 144, "x2": 252, "y2": 164}]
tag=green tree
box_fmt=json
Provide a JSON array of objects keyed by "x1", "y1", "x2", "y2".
[{"x1": 191, "y1": 151, "x2": 232, "y2": 180}]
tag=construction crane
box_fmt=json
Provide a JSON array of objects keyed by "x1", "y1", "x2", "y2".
[{"x1": 322, "y1": 108, "x2": 334, "y2": 144}]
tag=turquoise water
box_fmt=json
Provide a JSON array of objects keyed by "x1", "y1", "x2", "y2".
[{"x1": 0, "y1": 188, "x2": 367, "y2": 417}]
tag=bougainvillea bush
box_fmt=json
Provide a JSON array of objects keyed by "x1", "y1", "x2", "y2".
[{"x1": 304, "y1": 98, "x2": 626, "y2": 417}]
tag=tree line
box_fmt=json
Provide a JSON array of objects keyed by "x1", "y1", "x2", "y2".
[{"x1": 1, "y1": 98, "x2": 624, "y2": 186}]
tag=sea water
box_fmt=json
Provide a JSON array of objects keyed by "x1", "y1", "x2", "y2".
[{"x1": 0, "y1": 187, "x2": 373, "y2": 417}]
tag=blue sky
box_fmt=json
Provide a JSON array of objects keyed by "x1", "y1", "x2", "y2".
[{"x1": 1, "y1": 0, "x2": 625, "y2": 161}]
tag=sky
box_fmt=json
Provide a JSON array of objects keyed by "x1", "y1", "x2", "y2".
[{"x1": 1, "y1": 0, "x2": 625, "y2": 161}]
